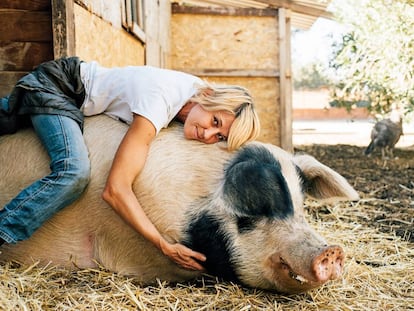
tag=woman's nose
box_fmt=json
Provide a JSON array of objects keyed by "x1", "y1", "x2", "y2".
[{"x1": 203, "y1": 127, "x2": 220, "y2": 140}]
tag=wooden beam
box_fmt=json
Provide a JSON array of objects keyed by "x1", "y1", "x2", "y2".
[
  {"x1": 278, "y1": 8, "x2": 293, "y2": 152},
  {"x1": 145, "y1": 0, "x2": 161, "y2": 66},
  {"x1": 51, "y1": 0, "x2": 75, "y2": 58},
  {"x1": 253, "y1": 0, "x2": 333, "y2": 19},
  {"x1": 172, "y1": 68, "x2": 280, "y2": 78},
  {"x1": 172, "y1": 3, "x2": 277, "y2": 16}
]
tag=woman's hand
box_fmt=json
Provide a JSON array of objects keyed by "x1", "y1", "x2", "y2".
[{"x1": 159, "y1": 239, "x2": 206, "y2": 271}]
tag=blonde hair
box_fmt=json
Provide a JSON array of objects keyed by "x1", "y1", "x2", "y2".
[{"x1": 191, "y1": 82, "x2": 261, "y2": 151}]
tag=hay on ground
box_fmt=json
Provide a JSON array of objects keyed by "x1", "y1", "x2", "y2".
[{"x1": 0, "y1": 198, "x2": 413, "y2": 311}]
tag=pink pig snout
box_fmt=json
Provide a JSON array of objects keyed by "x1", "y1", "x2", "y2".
[{"x1": 312, "y1": 245, "x2": 345, "y2": 282}]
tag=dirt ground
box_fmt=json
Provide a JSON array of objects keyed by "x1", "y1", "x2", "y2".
[{"x1": 294, "y1": 143, "x2": 414, "y2": 243}]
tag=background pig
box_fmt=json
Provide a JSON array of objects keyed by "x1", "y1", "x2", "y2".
[{"x1": 0, "y1": 115, "x2": 359, "y2": 294}]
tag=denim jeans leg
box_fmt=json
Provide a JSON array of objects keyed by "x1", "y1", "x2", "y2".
[{"x1": 0, "y1": 114, "x2": 90, "y2": 243}]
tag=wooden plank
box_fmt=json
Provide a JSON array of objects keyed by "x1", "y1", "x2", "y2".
[
  {"x1": 0, "y1": 11, "x2": 52, "y2": 41},
  {"x1": 172, "y1": 3, "x2": 277, "y2": 17},
  {"x1": 0, "y1": 71, "x2": 27, "y2": 97},
  {"x1": 145, "y1": 0, "x2": 161, "y2": 66},
  {"x1": 253, "y1": 0, "x2": 333, "y2": 19},
  {"x1": 158, "y1": 0, "x2": 171, "y2": 67},
  {"x1": 51, "y1": 0, "x2": 75, "y2": 58},
  {"x1": 278, "y1": 8, "x2": 293, "y2": 152},
  {"x1": 0, "y1": 0, "x2": 50, "y2": 11},
  {"x1": 172, "y1": 68, "x2": 280, "y2": 77},
  {"x1": 0, "y1": 42, "x2": 53, "y2": 71}
]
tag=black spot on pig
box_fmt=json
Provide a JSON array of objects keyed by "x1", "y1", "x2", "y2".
[
  {"x1": 223, "y1": 145, "x2": 294, "y2": 222},
  {"x1": 184, "y1": 145, "x2": 296, "y2": 281},
  {"x1": 183, "y1": 210, "x2": 239, "y2": 282},
  {"x1": 236, "y1": 216, "x2": 257, "y2": 233}
]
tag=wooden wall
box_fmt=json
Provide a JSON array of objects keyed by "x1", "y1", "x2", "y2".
[
  {"x1": 0, "y1": 0, "x2": 53, "y2": 97},
  {"x1": 0, "y1": 1, "x2": 293, "y2": 149},
  {"x1": 171, "y1": 5, "x2": 292, "y2": 149},
  {"x1": 73, "y1": 3, "x2": 145, "y2": 67},
  {"x1": 73, "y1": 0, "x2": 169, "y2": 68}
]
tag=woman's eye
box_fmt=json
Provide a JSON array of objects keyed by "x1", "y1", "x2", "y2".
[
  {"x1": 213, "y1": 116, "x2": 219, "y2": 126},
  {"x1": 217, "y1": 134, "x2": 225, "y2": 141}
]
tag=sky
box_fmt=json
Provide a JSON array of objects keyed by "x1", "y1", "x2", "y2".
[
  {"x1": 291, "y1": 17, "x2": 347, "y2": 68},
  {"x1": 290, "y1": 17, "x2": 348, "y2": 108}
]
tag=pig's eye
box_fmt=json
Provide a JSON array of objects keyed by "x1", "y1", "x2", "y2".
[{"x1": 280, "y1": 257, "x2": 290, "y2": 270}]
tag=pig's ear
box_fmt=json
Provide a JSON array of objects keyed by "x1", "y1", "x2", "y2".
[{"x1": 293, "y1": 154, "x2": 360, "y2": 201}]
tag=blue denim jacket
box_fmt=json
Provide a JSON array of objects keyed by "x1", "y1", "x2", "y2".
[
  {"x1": 0, "y1": 95, "x2": 21, "y2": 135},
  {"x1": 0, "y1": 57, "x2": 86, "y2": 135}
]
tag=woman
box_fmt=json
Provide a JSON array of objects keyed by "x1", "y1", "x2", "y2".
[{"x1": 0, "y1": 57, "x2": 260, "y2": 271}]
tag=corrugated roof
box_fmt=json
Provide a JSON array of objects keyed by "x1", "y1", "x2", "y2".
[{"x1": 171, "y1": 0, "x2": 333, "y2": 30}]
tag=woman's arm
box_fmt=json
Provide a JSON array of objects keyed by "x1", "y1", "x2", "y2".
[{"x1": 102, "y1": 114, "x2": 206, "y2": 270}]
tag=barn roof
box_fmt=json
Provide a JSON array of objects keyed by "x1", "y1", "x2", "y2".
[{"x1": 171, "y1": 0, "x2": 333, "y2": 30}]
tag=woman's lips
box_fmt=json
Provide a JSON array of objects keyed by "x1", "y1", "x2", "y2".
[{"x1": 194, "y1": 126, "x2": 200, "y2": 140}]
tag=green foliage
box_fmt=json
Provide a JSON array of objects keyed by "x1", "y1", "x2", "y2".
[
  {"x1": 330, "y1": 0, "x2": 414, "y2": 115},
  {"x1": 293, "y1": 62, "x2": 331, "y2": 89}
]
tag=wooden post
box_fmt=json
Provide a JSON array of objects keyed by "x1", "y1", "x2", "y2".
[
  {"x1": 144, "y1": 0, "x2": 171, "y2": 67},
  {"x1": 278, "y1": 8, "x2": 293, "y2": 152},
  {"x1": 51, "y1": 0, "x2": 75, "y2": 58}
]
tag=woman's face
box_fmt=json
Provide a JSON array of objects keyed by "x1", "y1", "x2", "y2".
[{"x1": 183, "y1": 103, "x2": 235, "y2": 144}]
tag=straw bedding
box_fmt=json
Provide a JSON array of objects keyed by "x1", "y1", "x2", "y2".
[{"x1": 1, "y1": 144, "x2": 413, "y2": 310}]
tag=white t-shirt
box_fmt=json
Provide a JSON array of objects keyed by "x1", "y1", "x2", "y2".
[{"x1": 80, "y1": 62, "x2": 203, "y2": 134}]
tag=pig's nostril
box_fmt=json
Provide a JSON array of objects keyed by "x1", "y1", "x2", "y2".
[{"x1": 312, "y1": 245, "x2": 345, "y2": 282}]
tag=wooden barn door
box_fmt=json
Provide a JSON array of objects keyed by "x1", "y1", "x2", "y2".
[{"x1": 0, "y1": 0, "x2": 54, "y2": 97}]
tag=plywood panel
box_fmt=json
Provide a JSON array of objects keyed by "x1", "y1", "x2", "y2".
[
  {"x1": 74, "y1": 4, "x2": 145, "y2": 67},
  {"x1": 171, "y1": 14, "x2": 278, "y2": 70},
  {"x1": 0, "y1": 42, "x2": 53, "y2": 71},
  {"x1": 198, "y1": 76, "x2": 280, "y2": 145},
  {"x1": 0, "y1": 11, "x2": 52, "y2": 42},
  {"x1": 171, "y1": 11, "x2": 281, "y2": 145}
]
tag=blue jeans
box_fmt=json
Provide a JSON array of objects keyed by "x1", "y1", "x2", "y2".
[{"x1": 0, "y1": 114, "x2": 90, "y2": 243}]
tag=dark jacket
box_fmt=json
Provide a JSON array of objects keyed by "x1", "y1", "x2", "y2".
[{"x1": 1, "y1": 57, "x2": 86, "y2": 135}]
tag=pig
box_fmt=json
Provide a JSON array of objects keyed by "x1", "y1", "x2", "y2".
[{"x1": 0, "y1": 115, "x2": 359, "y2": 294}]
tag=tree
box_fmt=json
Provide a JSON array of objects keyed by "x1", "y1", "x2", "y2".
[
  {"x1": 293, "y1": 62, "x2": 331, "y2": 90},
  {"x1": 291, "y1": 26, "x2": 339, "y2": 91},
  {"x1": 330, "y1": 0, "x2": 414, "y2": 115}
]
